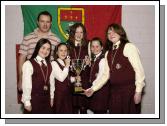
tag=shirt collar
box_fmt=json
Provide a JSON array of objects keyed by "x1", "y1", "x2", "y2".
[
  {"x1": 75, "y1": 41, "x2": 81, "y2": 47},
  {"x1": 94, "y1": 51, "x2": 102, "y2": 61},
  {"x1": 113, "y1": 40, "x2": 121, "y2": 50},
  {"x1": 36, "y1": 55, "x2": 47, "y2": 66},
  {"x1": 57, "y1": 58, "x2": 65, "y2": 66}
]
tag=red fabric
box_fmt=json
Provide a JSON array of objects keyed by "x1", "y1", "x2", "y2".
[
  {"x1": 72, "y1": 5, "x2": 122, "y2": 42},
  {"x1": 60, "y1": 10, "x2": 82, "y2": 21},
  {"x1": 16, "y1": 44, "x2": 22, "y2": 104}
]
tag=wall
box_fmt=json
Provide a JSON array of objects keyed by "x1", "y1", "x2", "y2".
[
  {"x1": 5, "y1": 5, "x2": 155, "y2": 114},
  {"x1": 5, "y1": 5, "x2": 23, "y2": 114},
  {"x1": 122, "y1": 6, "x2": 155, "y2": 113}
]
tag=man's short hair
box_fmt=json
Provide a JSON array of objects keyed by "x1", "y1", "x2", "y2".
[{"x1": 37, "y1": 11, "x2": 52, "y2": 22}]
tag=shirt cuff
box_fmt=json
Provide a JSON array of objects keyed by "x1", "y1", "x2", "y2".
[
  {"x1": 50, "y1": 92, "x2": 54, "y2": 99},
  {"x1": 64, "y1": 67, "x2": 69, "y2": 71},
  {"x1": 50, "y1": 95, "x2": 54, "y2": 99},
  {"x1": 91, "y1": 81, "x2": 99, "y2": 92},
  {"x1": 91, "y1": 85, "x2": 97, "y2": 92},
  {"x1": 135, "y1": 85, "x2": 143, "y2": 93},
  {"x1": 24, "y1": 101, "x2": 31, "y2": 107}
]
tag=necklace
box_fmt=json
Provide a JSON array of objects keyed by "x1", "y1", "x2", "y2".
[
  {"x1": 111, "y1": 48, "x2": 119, "y2": 70},
  {"x1": 89, "y1": 61, "x2": 95, "y2": 83},
  {"x1": 89, "y1": 55, "x2": 101, "y2": 83},
  {"x1": 39, "y1": 61, "x2": 49, "y2": 91},
  {"x1": 74, "y1": 46, "x2": 81, "y2": 60}
]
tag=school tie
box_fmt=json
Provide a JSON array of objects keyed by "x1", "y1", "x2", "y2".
[
  {"x1": 113, "y1": 45, "x2": 117, "y2": 51},
  {"x1": 41, "y1": 60, "x2": 49, "y2": 91},
  {"x1": 111, "y1": 45, "x2": 118, "y2": 71},
  {"x1": 41, "y1": 60, "x2": 47, "y2": 74},
  {"x1": 92, "y1": 55, "x2": 96, "y2": 62},
  {"x1": 112, "y1": 45, "x2": 117, "y2": 54}
]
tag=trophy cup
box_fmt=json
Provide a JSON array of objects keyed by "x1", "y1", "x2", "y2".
[{"x1": 71, "y1": 59, "x2": 85, "y2": 94}]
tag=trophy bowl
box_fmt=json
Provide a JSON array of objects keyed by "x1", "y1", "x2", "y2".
[{"x1": 71, "y1": 59, "x2": 85, "y2": 94}]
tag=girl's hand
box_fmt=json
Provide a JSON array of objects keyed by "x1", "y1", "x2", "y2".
[
  {"x1": 65, "y1": 56, "x2": 71, "y2": 67},
  {"x1": 84, "y1": 88, "x2": 94, "y2": 97},
  {"x1": 84, "y1": 56, "x2": 91, "y2": 66},
  {"x1": 75, "y1": 75, "x2": 81, "y2": 82},
  {"x1": 134, "y1": 92, "x2": 142, "y2": 104},
  {"x1": 50, "y1": 98, "x2": 54, "y2": 107},
  {"x1": 24, "y1": 105, "x2": 32, "y2": 112}
]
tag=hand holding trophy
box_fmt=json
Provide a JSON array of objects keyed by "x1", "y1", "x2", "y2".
[
  {"x1": 65, "y1": 56, "x2": 71, "y2": 67},
  {"x1": 71, "y1": 59, "x2": 85, "y2": 94}
]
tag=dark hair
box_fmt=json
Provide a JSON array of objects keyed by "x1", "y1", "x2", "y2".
[
  {"x1": 37, "y1": 11, "x2": 52, "y2": 22},
  {"x1": 105, "y1": 23, "x2": 129, "y2": 50},
  {"x1": 67, "y1": 22, "x2": 87, "y2": 48},
  {"x1": 53, "y1": 43, "x2": 69, "y2": 60},
  {"x1": 90, "y1": 37, "x2": 103, "y2": 47},
  {"x1": 31, "y1": 38, "x2": 52, "y2": 63},
  {"x1": 90, "y1": 37, "x2": 104, "y2": 60}
]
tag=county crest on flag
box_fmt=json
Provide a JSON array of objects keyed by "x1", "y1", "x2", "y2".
[{"x1": 58, "y1": 8, "x2": 85, "y2": 40}]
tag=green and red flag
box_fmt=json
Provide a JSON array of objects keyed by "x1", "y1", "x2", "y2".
[{"x1": 21, "y1": 5, "x2": 121, "y2": 42}]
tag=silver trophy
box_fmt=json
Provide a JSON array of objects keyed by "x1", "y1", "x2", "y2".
[{"x1": 71, "y1": 59, "x2": 85, "y2": 93}]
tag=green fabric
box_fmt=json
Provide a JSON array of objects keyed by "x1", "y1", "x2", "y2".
[{"x1": 21, "y1": 5, "x2": 71, "y2": 42}]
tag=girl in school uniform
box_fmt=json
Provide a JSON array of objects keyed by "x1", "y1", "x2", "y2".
[
  {"x1": 105, "y1": 23, "x2": 145, "y2": 114},
  {"x1": 21, "y1": 38, "x2": 52, "y2": 114},
  {"x1": 66, "y1": 23, "x2": 91, "y2": 114},
  {"x1": 88, "y1": 37, "x2": 110, "y2": 114},
  {"x1": 50, "y1": 43, "x2": 72, "y2": 114}
]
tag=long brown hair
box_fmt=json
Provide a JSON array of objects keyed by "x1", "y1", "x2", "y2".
[
  {"x1": 31, "y1": 38, "x2": 52, "y2": 63},
  {"x1": 105, "y1": 23, "x2": 129, "y2": 50},
  {"x1": 67, "y1": 22, "x2": 87, "y2": 48},
  {"x1": 53, "y1": 43, "x2": 69, "y2": 61}
]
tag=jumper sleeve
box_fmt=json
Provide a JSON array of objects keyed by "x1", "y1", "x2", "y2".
[
  {"x1": 91, "y1": 52, "x2": 110, "y2": 91},
  {"x1": 21, "y1": 61, "x2": 33, "y2": 106},
  {"x1": 124, "y1": 43, "x2": 145, "y2": 92}
]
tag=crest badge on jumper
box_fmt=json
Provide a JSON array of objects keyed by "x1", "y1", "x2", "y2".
[{"x1": 116, "y1": 63, "x2": 122, "y2": 69}]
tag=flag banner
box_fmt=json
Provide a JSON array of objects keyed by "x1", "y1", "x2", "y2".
[
  {"x1": 73, "y1": 5, "x2": 121, "y2": 42},
  {"x1": 21, "y1": 5, "x2": 121, "y2": 42}
]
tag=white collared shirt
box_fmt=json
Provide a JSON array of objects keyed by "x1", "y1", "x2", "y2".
[
  {"x1": 75, "y1": 41, "x2": 81, "y2": 47},
  {"x1": 50, "y1": 58, "x2": 69, "y2": 99},
  {"x1": 35, "y1": 55, "x2": 47, "y2": 66},
  {"x1": 94, "y1": 51, "x2": 102, "y2": 61},
  {"x1": 21, "y1": 55, "x2": 47, "y2": 107},
  {"x1": 91, "y1": 52, "x2": 107, "y2": 88},
  {"x1": 112, "y1": 40, "x2": 121, "y2": 50},
  {"x1": 91, "y1": 52, "x2": 110, "y2": 91}
]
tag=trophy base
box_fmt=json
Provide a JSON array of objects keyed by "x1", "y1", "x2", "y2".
[{"x1": 74, "y1": 86, "x2": 84, "y2": 94}]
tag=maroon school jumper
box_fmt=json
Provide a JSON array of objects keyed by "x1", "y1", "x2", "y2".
[
  {"x1": 107, "y1": 43, "x2": 140, "y2": 114},
  {"x1": 24, "y1": 59, "x2": 52, "y2": 114},
  {"x1": 69, "y1": 44, "x2": 91, "y2": 113},
  {"x1": 53, "y1": 60, "x2": 73, "y2": 114},
  {"x1": 89, "y1": 53, "x2": 110, "y2": 114}
]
